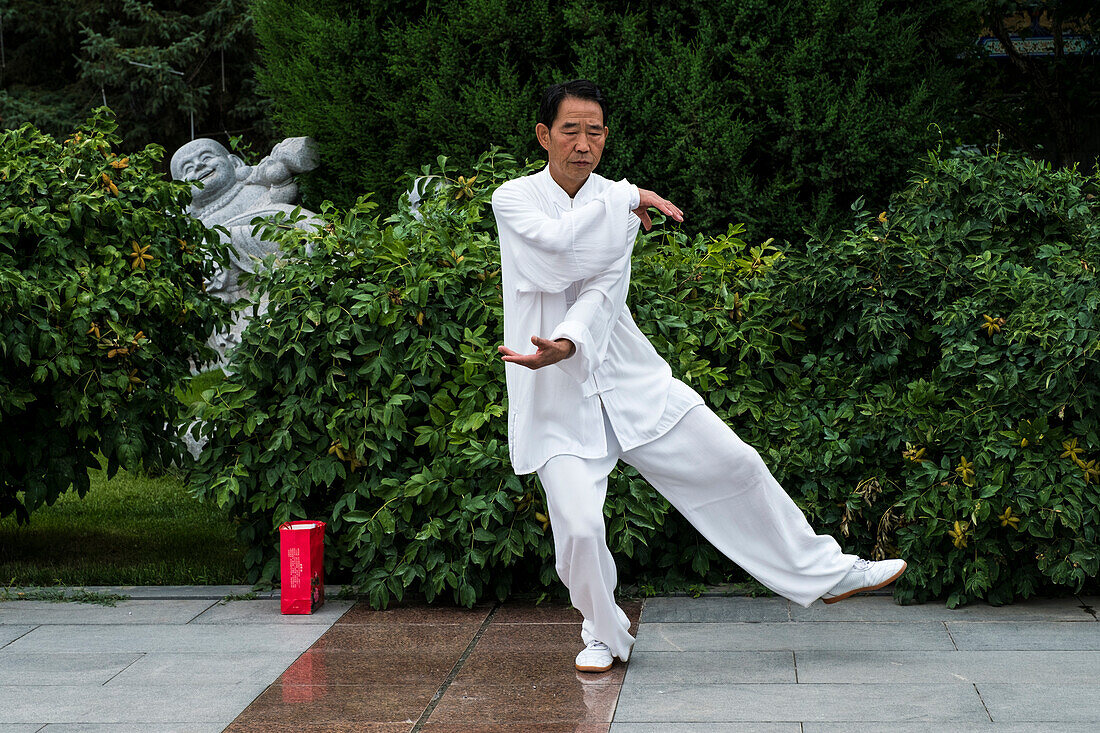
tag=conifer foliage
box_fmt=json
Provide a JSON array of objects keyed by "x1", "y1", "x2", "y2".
[
  {"x1": 0, "y1": 0, "x2": 271, "y2": 154},
  {"x1": 251, "y1": 0, "x2": 969, "y2": 242}
]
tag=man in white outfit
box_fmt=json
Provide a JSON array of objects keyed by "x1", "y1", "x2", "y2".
[{"x1": 491, "y1": 80, "x2": 907, "y2": 673}]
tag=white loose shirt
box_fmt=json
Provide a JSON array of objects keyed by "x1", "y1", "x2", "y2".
[{"x1": 492, "y1": 165, "x2": 703, "y2": 475}]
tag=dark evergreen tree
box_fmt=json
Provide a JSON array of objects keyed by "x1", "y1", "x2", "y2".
[
  {"x1": 954, "y1": 1, "x2": 1099, "y2": 167},
  {"x1": 252, "y1": 0, "x2": 977, "y2": 240},
  {"x1": 0, "y1": 0, "x2": 272, "y2": 155}
]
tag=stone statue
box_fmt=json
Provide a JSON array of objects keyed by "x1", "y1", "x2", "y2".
[
  {"x1": 170, "y1": 137, "x2": 322, "y2": 363},
  {"x1": 171, "y1": 137, "x2": 323, "y2": 459}
]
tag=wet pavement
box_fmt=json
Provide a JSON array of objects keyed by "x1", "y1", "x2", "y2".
[
  {"x1": 1, "y1": 587, "x2": 1098, "y2": 731},
  {"x1": 226, "y1": 597, "x2": 641, "y2": 732}
]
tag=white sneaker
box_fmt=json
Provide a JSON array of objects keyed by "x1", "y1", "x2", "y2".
[
  {"x1": 575, "y1": 639, "x2": 614, "y2": 672},
  {"x1": 821, "y1": 558, "x2": 907, "y2": 604}
]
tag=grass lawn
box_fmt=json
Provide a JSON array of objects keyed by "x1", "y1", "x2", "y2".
[{"x1": 0, "y1": 369, "x2": 247, "y2": 587}]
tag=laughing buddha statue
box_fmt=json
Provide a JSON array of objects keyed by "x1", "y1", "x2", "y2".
[{"x1": 170, "y1": 137, "x2": 323, "y2": 363}]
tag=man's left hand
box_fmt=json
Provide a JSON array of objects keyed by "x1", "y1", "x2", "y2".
[{"x1": 498, "y1": 336, "x2": 576, "y2": 370}]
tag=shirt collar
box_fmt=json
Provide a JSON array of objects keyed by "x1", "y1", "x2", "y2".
[{"x1": 538, "y1": 164, "x2": 596, "y2": 209}]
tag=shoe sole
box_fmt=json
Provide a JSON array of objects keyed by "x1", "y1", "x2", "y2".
[
  {"x1": 822, "y1": 560, "x2": 908, "y2": 605},
  {"x1": 575, "y1": 662, "x2": 614, "y2": 673}
]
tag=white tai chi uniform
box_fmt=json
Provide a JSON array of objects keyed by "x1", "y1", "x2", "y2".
[{"x1": 492, "y1": 166, "x2": 857, "y2": 662}]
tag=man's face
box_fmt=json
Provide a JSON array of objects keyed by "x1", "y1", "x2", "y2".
[
  {"x1": 536, "y1": 96, "x2": 608, "y2": 195},
  {"x1": 170, "y1": 140, "x2": 237, "y2": 207}
]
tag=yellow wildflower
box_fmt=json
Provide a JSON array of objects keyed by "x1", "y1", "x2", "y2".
[
  {"x1": 129, "y1": 241, "x2": 153, "y2": 270},
  {"x1": 455, "y1": 174, "x2": 478, "y2": 200},
  {"x1": 955, "y1": 456, "x2": 976, "y2": 487},
  {"x1": 981, "y1": 314, "x2": 1005, "y2": 337},
  {"x1": 902, "y1": 445, "x2": 926, "y2": 463},
  {"x1": 999, "y1": 507, "x2": 1020, "y2": 529},
  {"x1": 948, "y1": 520, "x2": 969, "y2": 549},
  {"x1": 1060, "y1": 438, "x2": 1084, "y2": 462}
]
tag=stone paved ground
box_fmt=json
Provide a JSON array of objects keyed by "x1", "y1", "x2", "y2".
[
  {"x1": 0, "y1": 588, "x2": 1097, "y2": 731},
  {"x1": 611, "y1": 593, "x2": 1100, "y2": 732},
  {"x1": 0, "y1": 587, "x2": 352, "y2": 732}
]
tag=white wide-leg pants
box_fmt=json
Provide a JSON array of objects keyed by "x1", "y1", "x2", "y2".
[{"x1": 536, "y1": 405, "x2": 858, "y2": 662}]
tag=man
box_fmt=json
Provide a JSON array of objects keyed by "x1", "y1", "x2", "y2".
[{"x1": 491, "y1": 79, "x2": 906, "y2": 674}]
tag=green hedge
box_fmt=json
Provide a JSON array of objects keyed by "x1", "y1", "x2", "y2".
[
  {"x1": 765, "y1": 145, "x2": 1100, "y2": 606},
  {"x1": 0, "y1": 110, "x2": 232, "y2": 522},
  {"x1": 252, "y1": 0, "x2": 970, "y2": 242},
  {"x1": 191, "y1": 144, "x2": 1099, "y2": 608}
]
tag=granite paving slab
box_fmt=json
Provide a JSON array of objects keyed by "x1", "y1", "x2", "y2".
[
  {"x1": 621, "y1": 651, "x2": 795, "y2": 684},
  {"x1": 0, "y1": 599, "x2": 214, "y2": 625},
  {"x1": 105, "y1": 651, "x2": 305, "y2": 686},
  {"x1": 230, "y1": 680, "x2": 437, "y2": 724},
  {"x1": 38, "y1": 725, "x2": 225, "y2": 732},
  {"x1": 795, "y1": 649, "x2": 1100, "y2": 683},
  {"x1": 189, "y1": 599, "x2": 353, "y2": 624},
  {"x1": 640, "y1": 596, "x2": 791, "y2": 623},
  {"x1": 946, "y1": 620, "x2": 1100, "y2": 650},
  {"x1": 977, "y1": 683, "x2": 1100, "y2": 722},
  {"x1": 429, "y1": 679, "x2": 621, "y2": 724},
  {"x1": 613, "y1": 682, "x2": 990, "y2": 723},
  {"x1": 227, "y1": 724, "x2": 410, "y2": 733},
  {"x1": 633, "y1": 621, "x2": 956, "y2": 652},
  {"x1": 0, "y1": 682, "x2": 270, "y2": 724},
  {"x1": 803, "y1": 725, "x2": 1100, "y2": 733},
  {"x1": 418, "y1": 721, "x2": 616, "y2": 726},
  {"x1": 2, "y1": 585, "x2": 273, "y2": 600},
  {"x1": 3, "y1": 622, "x2": 333, "y2": 653},
  {"x1": 0, "y1": 652, "x2": 141, "y2": 685},
  {"x1": 790, "y1": 594, "x2": 1096, "y2": 622},
  {"x1": 611, "y1": 725, "x2": 800, "y2": 733},
  {"x1": 0, "y1": 626, "x2": 34, "y2": 646}
]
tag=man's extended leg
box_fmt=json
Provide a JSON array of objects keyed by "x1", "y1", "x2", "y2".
[
  {"x1": 537, "y1": 446, "x2": 634, "y2": 665},
  {"x1": 622, "y1": 405, "x2": 866, "y2": 607}
]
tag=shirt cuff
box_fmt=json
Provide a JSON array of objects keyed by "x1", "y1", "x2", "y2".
[
  {"x1": 628, "y1": 184, "x2": 640, "y2": 211},
  {"x1": 549, "y1": 319, "x2": 595, "y2": 384}
]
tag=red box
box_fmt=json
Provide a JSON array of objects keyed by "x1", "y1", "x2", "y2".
[{"x1": 279, "y1": 520, "x2": 326, "y2": 614}]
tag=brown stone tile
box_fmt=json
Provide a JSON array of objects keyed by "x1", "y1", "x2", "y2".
[
  {"x1": 491, "y1": 601, "x2": 584, "y2": 624},
  {"x1": 338, "y1": 601, "x2": 493, "y2": 625},
  {"x1": 428, "y1": 679, "x2": 620, "y2": 724},
  {"x1": 227, "y1": 724, "x2": 411, "y2": 733},
  {"x1": 231, "y1": 681, "x2": 434, "y2": 724},
  {"x1": 455, "y1": 647, "x2": 626, "y2": 686},
  {"x1": 278, "y1": 649, "x2": 457, "y2": 687},
  {"x1": 308, "y1": 623, "x2": 477, "y2": 655},
  {"x1": 474, "y1": 622, "x2": 587, "y2": 652},
  {"x1": 494, "y1": 599, "x2": 643, "y2": 627},
  {"x1": 420, "y1": 725, "x2": 610, "y2": 733}
]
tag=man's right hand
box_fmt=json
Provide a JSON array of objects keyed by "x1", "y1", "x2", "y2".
[{"x1": 633, "y1": 188, "x2": 684, "y2": 231}]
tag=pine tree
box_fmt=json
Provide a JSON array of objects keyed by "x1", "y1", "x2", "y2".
[{"x1": 0, "y1": 0, "x2": 272, "y2": 154}]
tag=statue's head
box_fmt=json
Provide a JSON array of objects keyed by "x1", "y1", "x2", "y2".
[{"x1": 170, "y1": 139, "x2": 247, "y2": 208}]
